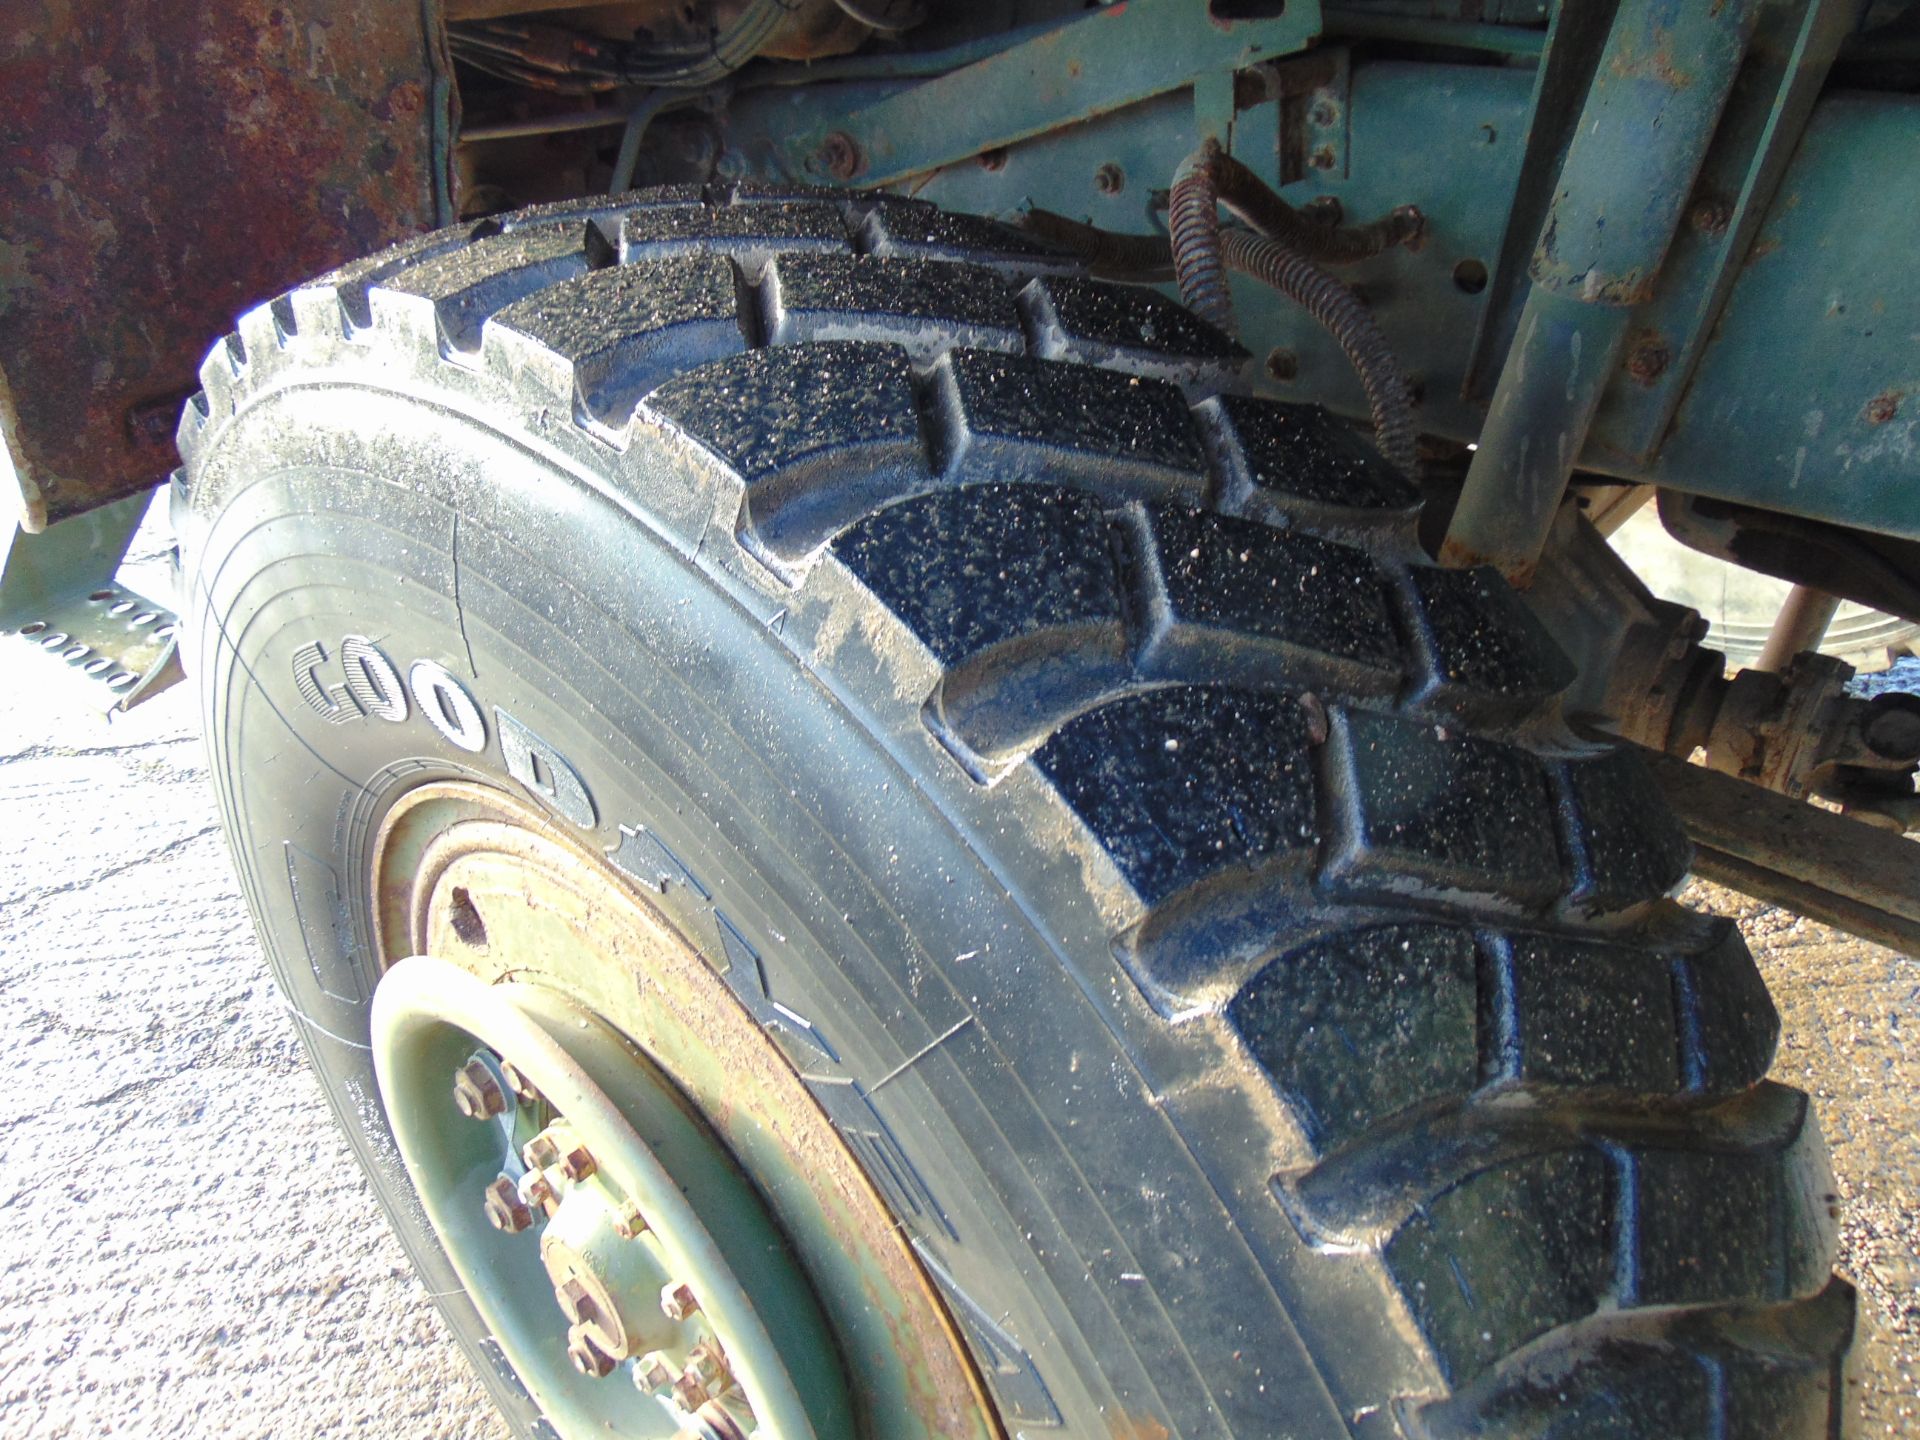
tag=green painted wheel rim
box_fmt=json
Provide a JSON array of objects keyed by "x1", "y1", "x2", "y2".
[{"x1": 372, "y1": 955, "x2": 853, "y2": 1439}]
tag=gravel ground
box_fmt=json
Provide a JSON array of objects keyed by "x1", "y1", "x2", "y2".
[{"x1": 0, "y1": 627, "x2": 1914, "y2": 1435}]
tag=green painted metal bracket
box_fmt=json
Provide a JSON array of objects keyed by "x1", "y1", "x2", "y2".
[
  {"x1": 0, "y1": 485, "x2": 184, "y2": 714},
  {"x1": 1590, "y1": 0, "x2": 1857, "y2": 466},
  {"x1": 775, "y1": 0, "x2": 1324, "y2": 188}
]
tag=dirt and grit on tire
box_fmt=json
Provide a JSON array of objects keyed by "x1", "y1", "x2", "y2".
[{"x1": 174, "y1": 183, "x2": 1855, "y2": 1437}]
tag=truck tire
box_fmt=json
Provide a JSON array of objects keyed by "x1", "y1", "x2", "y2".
[{"x1": 175, "y1": 184, "x2": 1854, "y2": 1439}]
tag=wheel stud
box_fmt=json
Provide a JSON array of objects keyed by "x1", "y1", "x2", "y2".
[
  {"x1": 499, "y1": 1058, "x2": 541, "y2": 1105},
  {"x1": 482, "y1": 1176, "x2": 533, "y2": 1233},
  {"x1": 660, "y1": 1280, "x2": 700, "y2": 1321},
  {"x1": 518, "y1": 1168, "x2": 556, "y2": 1214},
  {"x1": 566, "y1": 1325, "x2": 616, "y2": 1378},
  {"x1": 453, "y1": 1059, "x2": 507, "y2": 1120},
  {"x1": 686, "y1": 1340, "x2": 732, "y2": 1395},
  {"x1": 633, "y1": 1350, "x2": 676, "y2": 1392},
  {"x1": 523, "y1": 1131, "x2": 561, "y2": 1170},
  {"x1": 611, "y1": 1199, "x2": 647, "y2": 1239},
  {"x1": 672, "y1": 1373, "x2": 712, "y2": 1410}
]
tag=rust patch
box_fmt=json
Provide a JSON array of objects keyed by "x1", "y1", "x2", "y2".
[
  {"x1": 0, "y1": 0, "x2": 450, "y2": 529},
  {"x1": 1864, "y1": 391, "x2": 1903, "y2": 426},
  {"x1": 1627, "y1": 331, "x2": 1674, "y2": 385}
]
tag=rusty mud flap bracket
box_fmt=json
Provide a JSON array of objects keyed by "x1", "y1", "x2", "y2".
[
  {"x1": 0, "y1": 486, "x2": 183, "y2": 715},
  {"x1": 1642, "y1": 748, "x2": 1920, "y2": 957}
]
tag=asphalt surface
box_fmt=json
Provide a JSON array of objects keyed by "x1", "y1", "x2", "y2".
[{"x1": 0, "y1": 577, "x2": 1913, "y2": 1436}]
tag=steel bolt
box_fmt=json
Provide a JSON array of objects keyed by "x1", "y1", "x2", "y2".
[
  {"x1": 1689, "y1": 195, "x2": 1733, "y2": 236},
  {"x1": 611, "y1": 1200, "x2": 648, "y2": 1240},
  {"x1": 1308, "y1": 146, "x2": 1337, "y2": 171},
  {"x1": 660, "y1": 1280, "x2": 700, "y2": 1322},
  {"x1": 815, "y1": 131, "x2": 861, "y2": 182},
  {"x1": 1865, "y1": 393, "x2": 1900, "y2": 426},
  {"x1": 1309, "y1": 98, "x2": 1338, "y2": 128},
  {"x1": 523, "y1": 1132, "x2": 561, "y2": 1170},
  {"x1": 1093, "y1": 162, "x2": 1124, "y2": 196},
  {"x1": 567, "y1": 1327, "x2": 617, "y2": 1379},
  {"x1": 685, "y1": 1340, "x2": 732, "y2": 1395},
  {"x1": 1627, "y1": 336, "x2": 1672, "y2": 384},
  {"x1": 518, "y1": 1168, "x2": 557, "y2": 1214},
  {"x1": 499, "y1": 1059, "x2": 540, "y2": 1105},
  {"x1": 976, "y1": 147, "x2": 1008, "y2": 172},
  {"x1": 453, "y1": 1060, "x2": 507, "y2": 1120},
  {"x1": 672, "y1": 1374, "x2": 712, "y2": 1411},
  {"x1": 483, "y1": 1176, "x2": 534, "y2": 1234},
  {"x1": 634, "y1": 1350, "x2": 678, "y2": 1392},
  {"x1": 1264, "y1": 348, "x2": 1298, "y2": 382},
  {"x1": 558, "y1": 1144, "x2": 597, "y2": 1183}
]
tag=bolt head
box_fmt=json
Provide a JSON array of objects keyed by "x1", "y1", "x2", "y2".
[
  {"x1": 685, "y1": 1340, "x2": 732, "y2": 1393},
  {"x1": 558, "y1": 1145, "x2": 597, "y2": 1183},
  {"x1": 1308, "y1": 146, "x2": 1337, "y2": 171},
  {"x1": 1093, "y1": 163, "x2": 1124, "y2": 196},
  {"x1": 1627, "y1": 338, "x2": 1672, "y2": 384},
  {"x1": 498, "y1": 1060, "x2": 540, "y2": 1105},
  {"x1": 611, "y1": 1201, "x2": 648, "y2": 1240},
  {"x1": 634, "y1": 1351, "x2": 677, "y2": 1392},
  {"x1": 660, "y1": 1280, "x2": 700, "y2": 1322},
  {"x1": 523, "y1": 1132, "x2": 561, "y2": 1170},
  {"x1": 453, "y1": 1060, "x2": 507, "y2": 1120},
  {"x1": 672, "y1": 1374, "x2": 712, "y2": 1411},
  {"x1": 1309, "y1": 99, "x2": 1338, "y2": 127},
  {"x1": 816, "y1": 131, "x2": 861, "y2": 182},
  {"x1": 1690, "y1": 196, "x2": 1733, "y2": 235},
  {"x1": 483, "y1": 1177, "x2": 534, "y2": 1234},
  {"x1": 1865, "y1": 393, "x2": 1900, "y2": 425},
  {"x1": 518, "y1": 1168, "x2": 557, "y2": 1214},
  {"x1": 567, "y1": 1328, "x2": 617, "y2": 1379}
]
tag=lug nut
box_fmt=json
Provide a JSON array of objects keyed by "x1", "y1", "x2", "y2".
[
  {"x1": 567, "y1": 1326, "x2": 617, "y2": 1379},
  {"x1": 660, "y1": 1280, "x2": 700, "y2": 1322},
  {"x1": 611, "y1": 1200, "x2": 648, "y2": 1240},
  {"x1": 523, "y1": 1131, "x2": 561, "y2": 1170},
  {"x1": 483, "y1": 1176, "x2": 533, "y2": 1233},
  {"x1": 672, "y1": 1374, "x2": 712, "y2": 1411},
  {"x1": 518, "y1": 1168, "x2": 557, "y2": 1214},
  {"x1": 685, "y1": 1340, "x2": 732, "y2": 1394},
  {"x1": 634, "y1": 1350, "x2": 677, "y2": 1392},
  {"x1": 558, "y1": 1145, "x2": 597, "y2": 1183},
  {"x1": 453, "y1": 1060, "x2": 507, "y2": 1120},
  {"x1": 499, "y1": 1059, "x2": 540, "y2": 1105}
]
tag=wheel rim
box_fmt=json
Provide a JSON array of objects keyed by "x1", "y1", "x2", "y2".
[
  {"x1": 366, "y1": 782, "x2": 999, "y2": 1440},
  {"x1": 375, "y1": 956, "x2": 842, "y2": 1437}
]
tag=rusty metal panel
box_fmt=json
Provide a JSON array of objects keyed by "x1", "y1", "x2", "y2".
[{"x1": 0, "y1": 0, "x2": 452, "y2": 531}]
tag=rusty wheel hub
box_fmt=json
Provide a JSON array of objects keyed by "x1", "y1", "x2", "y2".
[{"x1": 365, "y1": 783, "x2": 997, "y2": 1440}]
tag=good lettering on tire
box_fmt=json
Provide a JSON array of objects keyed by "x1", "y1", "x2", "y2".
[{"x1": 294, "y1": 635, "x2": 594, "y2": 829}]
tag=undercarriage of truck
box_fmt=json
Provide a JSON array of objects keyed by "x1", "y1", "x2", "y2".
[{"x1": 4, "y1": 2, "x2": 1919, "y2": 1435}]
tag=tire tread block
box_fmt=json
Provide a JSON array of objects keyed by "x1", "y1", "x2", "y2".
[
  {"x1": 620, "y1": 199, "x2": 849, "y2": 258},
  {"x1": 766, "y1": 254, "x2": 1024, "y2": 352},
  {"x1": 1202, "y1": 394, "x2": 1420, "y2": 524},
  {"x1": 1033, "y1": 688, "x2": 1318, "y2": 907},
  {"x1": 1228, "y1": 924, "x2": 1480, "y2": 1152},
  {"x1": 488, "y1": 258, "x2": 743, "y2": 422},
  {"x1": 1556, "y1": 748, "x2": 1692, "y2": 912},
  {"x1": 1135, "y1": 502, "x2": 1404, "y2": 698},
  {"x1": 1326, "y1": 708, "x2": 1566, "y2": 907},
  {"x1": 1401, "y1": 563, "x2": 1576, "y2": 713}
]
